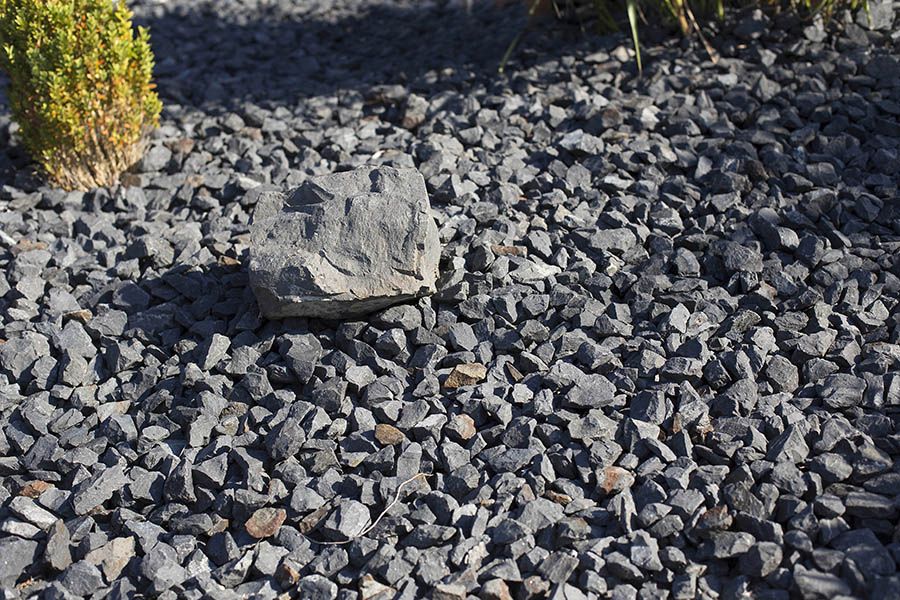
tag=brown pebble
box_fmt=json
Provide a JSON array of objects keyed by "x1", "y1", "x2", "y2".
[
  {"x1": 374, "y1": 423, "x2": 405, "y2": 446},
  {"x1": 444, "y1": 363, "x2": 487, "y2": 389},
  {"x1": 11, "y1": 239, "x2": 48, "y2": 256},
  {"x1": 276, "y1": 562, "x2": 300, "y2": 585},
  {"x1": 523, "y1": 576, "x2": 550, "y2": 597},
  {"x1": 481, "y1": 579, "x2": 513, "y2": 600},
  {"x1": 433, "y1": 583, "x2": 467, "y2": 600},
  {"x1": 298, "y1": 501, "x2": 332, "y2": 534},
  {"x1": 696, "y1": 505, "x2": 733, "y2": 532},
  {"x1": 359, "y1": 574, "x2": 396, "y2": 600},
  {"x1": 85, "y1": 537, "x2": 135, "y2": 580},
  {"x1": 208, "y1": 516, "x2": 230, "y2": 535},
  {"x1": 506, "y1": 363, "x2": 524, "y2": 382},
  {"x1": 19, "y1": 481, "x2": 52, "y2": 498},
  {"x1": 599, "y1": 466, "x2": 635, "y2": 494},
  {"x1": 186, "y1": 173, "x2": 205, "y2": 187},
  {"x1": 446, "y1": 414, "x2": 476, "y2": 441},
  {"x1": 242, "y1": 127, "x2": 263, "y2": 141},
  {"x1": 401, "y1": 112, "x2": 425, "y2": 131},
  {"x1": 245, "y1": 507, "x2": 286, "y2": 538},
  {"x1": 218, "y1": 255, "x2": 241, "y2": 267},
  {"x1": 491, "y1": 244, "x2": 527, "y2": 257},
  {"x1": 119, "y1": 173, "x2": 143, "y2": 188},
  {"x1": 545, "y1": 490, "x2": 572, "y2": 505},
  {"x1": 63, "y1": 309, "x2": 93, "y2": 323},
  {"x1": 167, "y1": 137, "x2": 195, "y2": 155}
]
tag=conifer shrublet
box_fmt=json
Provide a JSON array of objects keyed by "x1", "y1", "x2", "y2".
[{"x1": 0, "y1": 0, "x2": 162, "y2": 190}]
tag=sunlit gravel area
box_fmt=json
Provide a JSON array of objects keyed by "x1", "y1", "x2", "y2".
[{"x1": 1, "y1": 1, "x2": 899, "y2": 598}]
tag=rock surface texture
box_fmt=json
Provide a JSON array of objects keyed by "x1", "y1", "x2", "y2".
[
  {"x1": 249, "y1": 166, "x2": 440, "y2": 318},
  {"x1": 0, "y1": 0, "x2": 899, "y2": 598}
]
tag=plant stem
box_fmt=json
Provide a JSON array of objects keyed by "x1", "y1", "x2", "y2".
[{"x1": 499, "y1": 0, "x2": 545, "y2": 74}]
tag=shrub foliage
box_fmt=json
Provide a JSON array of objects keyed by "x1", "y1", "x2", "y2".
[{"x1": 0, "y1": 0, "x2": 162, "y2": 190}]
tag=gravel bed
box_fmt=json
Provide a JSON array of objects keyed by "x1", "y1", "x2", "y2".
[{"x1": 1, "y1": 0, "x2": 899, "y2": 598}]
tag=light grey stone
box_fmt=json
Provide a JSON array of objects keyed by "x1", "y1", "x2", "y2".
[
  {"x1": 0, "y1": 537, "x2": 38, "y2": 588},
  {"x1": 249, "y1": 166, "x2": 440, "y2": 319}
]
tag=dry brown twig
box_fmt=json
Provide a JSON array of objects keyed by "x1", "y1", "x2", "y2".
[{"x1": 684, "y1": 0, "x2": 720, "y2": 64}]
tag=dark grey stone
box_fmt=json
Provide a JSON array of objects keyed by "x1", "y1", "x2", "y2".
[
  {"x1": 59, "y1": 561, "x2": 104, "y2": 596},
  {"x1": 141, "y1": 543, "x2": 188, "y2": 594},
  {"x1": 279, "y1": 334, "x2": 323, "y2": 383},
  {"x1": 0, "y1": 537, "x2": 38, "y2": 588},
  {"x1": 71, "y1": 465, "x2": 129, "y2": 515}
]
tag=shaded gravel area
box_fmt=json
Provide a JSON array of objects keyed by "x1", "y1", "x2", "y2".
[{"x1": 1, "y1": 0, "x2": 900, "y2": 598}]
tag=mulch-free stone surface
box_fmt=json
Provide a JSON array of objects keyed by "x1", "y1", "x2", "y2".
[{"x1": 0, "y1": 0, "x2": 899, "y2": 597}]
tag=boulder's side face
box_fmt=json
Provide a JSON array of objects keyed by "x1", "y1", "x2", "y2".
[{"x1": 249, "y1": 166, "x2": 440, "y2": 319}]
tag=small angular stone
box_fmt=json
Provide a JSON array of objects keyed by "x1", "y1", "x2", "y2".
[
  {"x1": 141, "y1": 543, "x2": 188, "y2": 594},
  {"x1": 45, "y1": 519, "x2": 72, "y2": 571},
  {"x1": 444, "y1": 363, "x2": 487, "y2": 389},
  {"x1": 198, "y1": 333, "x2": 230, "y2": 370},
  {"x1": 765, "y1": 355, "x2": 799, "y2": 392},
  {"x1": 359, "y1": 574, "x2": 395, "y2": 600},
  {"x1": 481, "y1": 578, "x2": 513, "y2": 600},
  {"x1": 599, "y1": 467, "x2": 635, "y2": 494},
  {"x1": 793, "y1": 565, "x2": 851, "y2": 598},
  {"x1": 298, "y1": 574, "x2": 338, "y2": 599},
  {"x1": 433, "y1": 583, "x2": 467, "y2": 600},
  {"x1": 19, "y1": 480, "x2": 53, "y2": 498},
  {"x1": 566, "y1": 375, "x2": 616, "y2": 408},
  {"x1": 280, "y1": 333, "x2": 323, "y2": 383},
  {"x1": 9, "y1": 495, "x2": 57, "y2": 529},
  {"x1": 445, "y1": 414, "x2": 476, "y2": 442},
  {"x1": 375, "y1": 423, "x2": 405, "y2": 446},
  {"x1": 70, "y1": 465, "x2": 128, "y2": 515},
  {"x1": 538, "y1": 551, "x2": 579, "y2": 584},
  {"x1": 245, "y1": 508, "x2": 287, "y2": 538},
  {"x1": 60, "y1": 561, "x2": 104, "y2": 596},
  {"x1": 447, "y1": 322, "x2": 478, "y2": 351},
  {"x1": 324, "y1": 500, "x2": 371, "y2": 540},
  {"x1": 84, "y1": 537, "x2": 135, "y2": 580}
]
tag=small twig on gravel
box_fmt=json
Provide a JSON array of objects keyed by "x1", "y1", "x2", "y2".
[
  {"x1": 300, "y1": 472, "x2": 430, "y2": 546},
  {"x1": 685, "y1": 0, "x2": 719, "y2": 64}
]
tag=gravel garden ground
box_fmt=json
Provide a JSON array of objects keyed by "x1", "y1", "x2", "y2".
[{"x1": 1, "y1": 0, "x2": 899, "y2": 598}]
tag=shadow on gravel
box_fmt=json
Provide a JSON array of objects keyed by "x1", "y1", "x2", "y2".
[
  {"x1": 134, "y1": 2, "x2": 536, "y2": 109},
  {"x1": 0, "y1": 2, "x2": 540, "y2": 186}
]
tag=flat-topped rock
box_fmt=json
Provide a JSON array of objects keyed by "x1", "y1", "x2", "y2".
[{"x1": 249, "y1": 166, "x2": 440, "y2": 319}]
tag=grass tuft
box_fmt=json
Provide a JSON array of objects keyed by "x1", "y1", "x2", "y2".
[
  {"x1": 626, "y1": 0, "x2": 642, "y2": 74},
  {"x1": 500, "y1": 0, "x2": 873, "y2": 74}
]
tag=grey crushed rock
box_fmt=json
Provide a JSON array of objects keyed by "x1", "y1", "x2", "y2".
[
  {"x1": 70, "y1": 465, "x2": 129, "y2": 515},
  {"x1": 0, "y1": 1, "x2": 898, "y2": 598}
]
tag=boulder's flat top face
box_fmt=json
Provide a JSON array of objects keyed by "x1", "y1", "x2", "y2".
[{"x1": 249, "y1": 166, "x2": 440, "y2": 318}]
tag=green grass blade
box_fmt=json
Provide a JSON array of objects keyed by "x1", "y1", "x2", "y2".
[
  {"x1": 499, "y1": 0, "x2": 544, "y2": 74},
  {"x1": 626, "y1": 0, "x2": 642, "y2": 74},
  {"x1": 591, "y1": 0, "x2": 619, "y2": 32}
]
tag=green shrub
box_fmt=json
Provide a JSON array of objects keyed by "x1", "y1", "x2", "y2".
[{"x1": 0, "y1": 0, "x2": 162, "y2": 190}]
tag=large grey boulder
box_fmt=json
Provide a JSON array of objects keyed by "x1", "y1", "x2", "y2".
[{"x1": 249, "y1": 166, "x2": 440, "y2": 319}]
